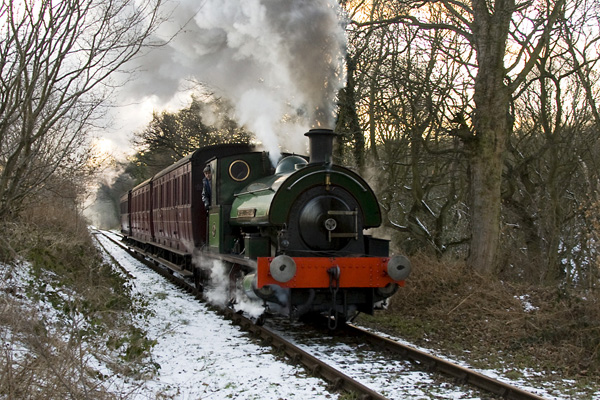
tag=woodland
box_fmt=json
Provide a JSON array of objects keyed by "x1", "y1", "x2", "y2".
[
  {"x1": 94, "y1": 0, "x2": 600, "y2": 291},
  {"x1": 1, "y1": 0, "x2": 600, "y2": 393},
  {"x1": 0, "y1": 0, "x2": 597, "y2": 287}
]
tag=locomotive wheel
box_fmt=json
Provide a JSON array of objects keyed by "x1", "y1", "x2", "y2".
[
  {"x1": 255, "y1": 313, "x2": 266, "y2": 326},
  {"x1": 193, "y1": 267, "x2": 202, "y2": 291}
]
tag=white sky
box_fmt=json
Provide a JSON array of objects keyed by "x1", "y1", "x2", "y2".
[{"x1": 93, "y1": 92, "x2": 194, "y2": 160}]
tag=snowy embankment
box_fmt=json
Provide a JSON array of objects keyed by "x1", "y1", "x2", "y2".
[{"x1": 97, "y1": 232, "x2": 560, "y2": 400}]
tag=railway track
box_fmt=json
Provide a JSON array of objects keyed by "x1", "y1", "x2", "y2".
[
  {"x1": 342, "y1": 324, "x2": 548, "y2": 400},
  {"x1": 93, "y1": 230, "x2": 549, "y2": 400}
]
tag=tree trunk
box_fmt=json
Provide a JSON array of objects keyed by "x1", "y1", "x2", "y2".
[
  {"x1": 467, "y1": 133, "x2": 506, "y2": 273},
  {"x1": 335, "y1": 55, "x2": 364, "y2": 168},
  {"x1": 467, "y1": 0, "x2": 513, "y2": 273}
]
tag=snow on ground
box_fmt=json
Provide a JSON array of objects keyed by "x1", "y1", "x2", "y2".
[
  {"x1": 350, "y1": 322, "x2": 592, "y2": 399},
  {"x1": 2, "y1": 227, "x2": 586, "y2": 400},
  {"x1": 96, "y1": 231, "x2": 583, "y2": 400},
  {"x1": 267, "y1": 319, "x2": 485, "y2": 399},
  {"x1": 94, "y1": 233, "x2": 336, "y2": 399}
]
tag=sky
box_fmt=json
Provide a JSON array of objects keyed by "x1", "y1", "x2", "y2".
[{"x1": 96, "y1": 0, "x2": 347, "y2": 164}]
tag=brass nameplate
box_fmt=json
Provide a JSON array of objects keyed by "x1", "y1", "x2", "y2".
[{"x1": 237, "y1": 208, "x2": 256, "y2": 218}]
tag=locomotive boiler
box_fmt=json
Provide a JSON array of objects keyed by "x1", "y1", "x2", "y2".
[{"x1": 121, "y1": 129, "x2": 411, "y2": 326}]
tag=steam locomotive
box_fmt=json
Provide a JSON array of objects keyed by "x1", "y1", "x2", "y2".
[{"x1": 120, "y1": 129, "x2": 411, "y2": 326}]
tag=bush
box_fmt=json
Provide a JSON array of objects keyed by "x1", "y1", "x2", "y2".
[{"x1": 0, "y1": 198, "x2": 156, "y2": 399}]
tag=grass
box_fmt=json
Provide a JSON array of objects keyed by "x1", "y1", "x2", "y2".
[{"x1": 0, "y1": 200, "x2": 158, "y2": 399}]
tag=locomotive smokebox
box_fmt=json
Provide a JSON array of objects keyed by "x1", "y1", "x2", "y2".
[{"x1": 304, "y1": 128, "x2": 338, "y2": 165}]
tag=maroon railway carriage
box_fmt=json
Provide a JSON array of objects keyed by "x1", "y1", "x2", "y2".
[
  {"x1": 130, "y1": 179, "x2": 153, "y2": 243},
  {"x1": 120, "y1": 144, "x2": 254, "y2": 266},
  {"x1": 119, "y1": 191, "x2": 131, "y2": 237}
]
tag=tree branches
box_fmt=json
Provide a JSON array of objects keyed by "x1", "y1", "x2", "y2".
[{"x1": 0, "y1": 0, "x2": 163, "y2": 218}]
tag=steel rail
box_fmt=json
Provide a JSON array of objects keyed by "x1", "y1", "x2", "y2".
[
  {"x1": 343, "y1": 324, "x2": 548, "y2": 400},
  {"x1": 231, "y1": 313, "x2": 388, "y2": 400}
]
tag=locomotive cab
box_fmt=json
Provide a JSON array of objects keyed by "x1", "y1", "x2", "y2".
[{"x1": 206, "y1": 151, "x2": 274, "y2": 255}]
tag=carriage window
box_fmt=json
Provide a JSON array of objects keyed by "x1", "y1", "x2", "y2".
[
  {"x1": 174, "y1": 179, "x2": 179, "y2": 206},
  {"x1": 229, "y1": 160, "x2": 250, "y2": 182},
  {"x1": 183, "y1": 174, "x2": 189, "y2": 203},
  {"x1": 167, "y1": 181, "x2": 172, "y2": 207}
]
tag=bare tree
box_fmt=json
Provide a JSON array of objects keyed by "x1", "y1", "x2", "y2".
[
  {"x1": 131, "y1": 95, "x2": 254, "y2": 177},
  {"x1": 500, "y1": 0, "x2": 600, "y2": 285},
  {"x1": 0, "y1": 0, "x2": 162, "y2": 219},
  {"x1": 341, "y1": 2, "x2": 473, "y2": 256},
  {"x1": 348, "y1": 0, "x2": 567, "y2": 273}
]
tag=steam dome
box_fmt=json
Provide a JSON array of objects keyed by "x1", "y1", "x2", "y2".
[{"x1": 275, "y1": 156, "x2": 307, "y2": 174}]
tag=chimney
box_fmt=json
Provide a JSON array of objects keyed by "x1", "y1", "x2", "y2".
[{"x1": 304, "y1": 129, "x2": 337, "y2": 165}]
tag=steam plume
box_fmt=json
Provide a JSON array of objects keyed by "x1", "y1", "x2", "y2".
[{"x1": 125, "y1": 0, "x2": 347, "y2": 164}]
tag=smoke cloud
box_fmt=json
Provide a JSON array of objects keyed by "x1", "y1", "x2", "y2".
[
  {"x1": 192, "y1": 256, "x2": 266, "y2": 319},
  {"x1": 125, "y1": 0, "x2": 347, "y2": 164}
]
